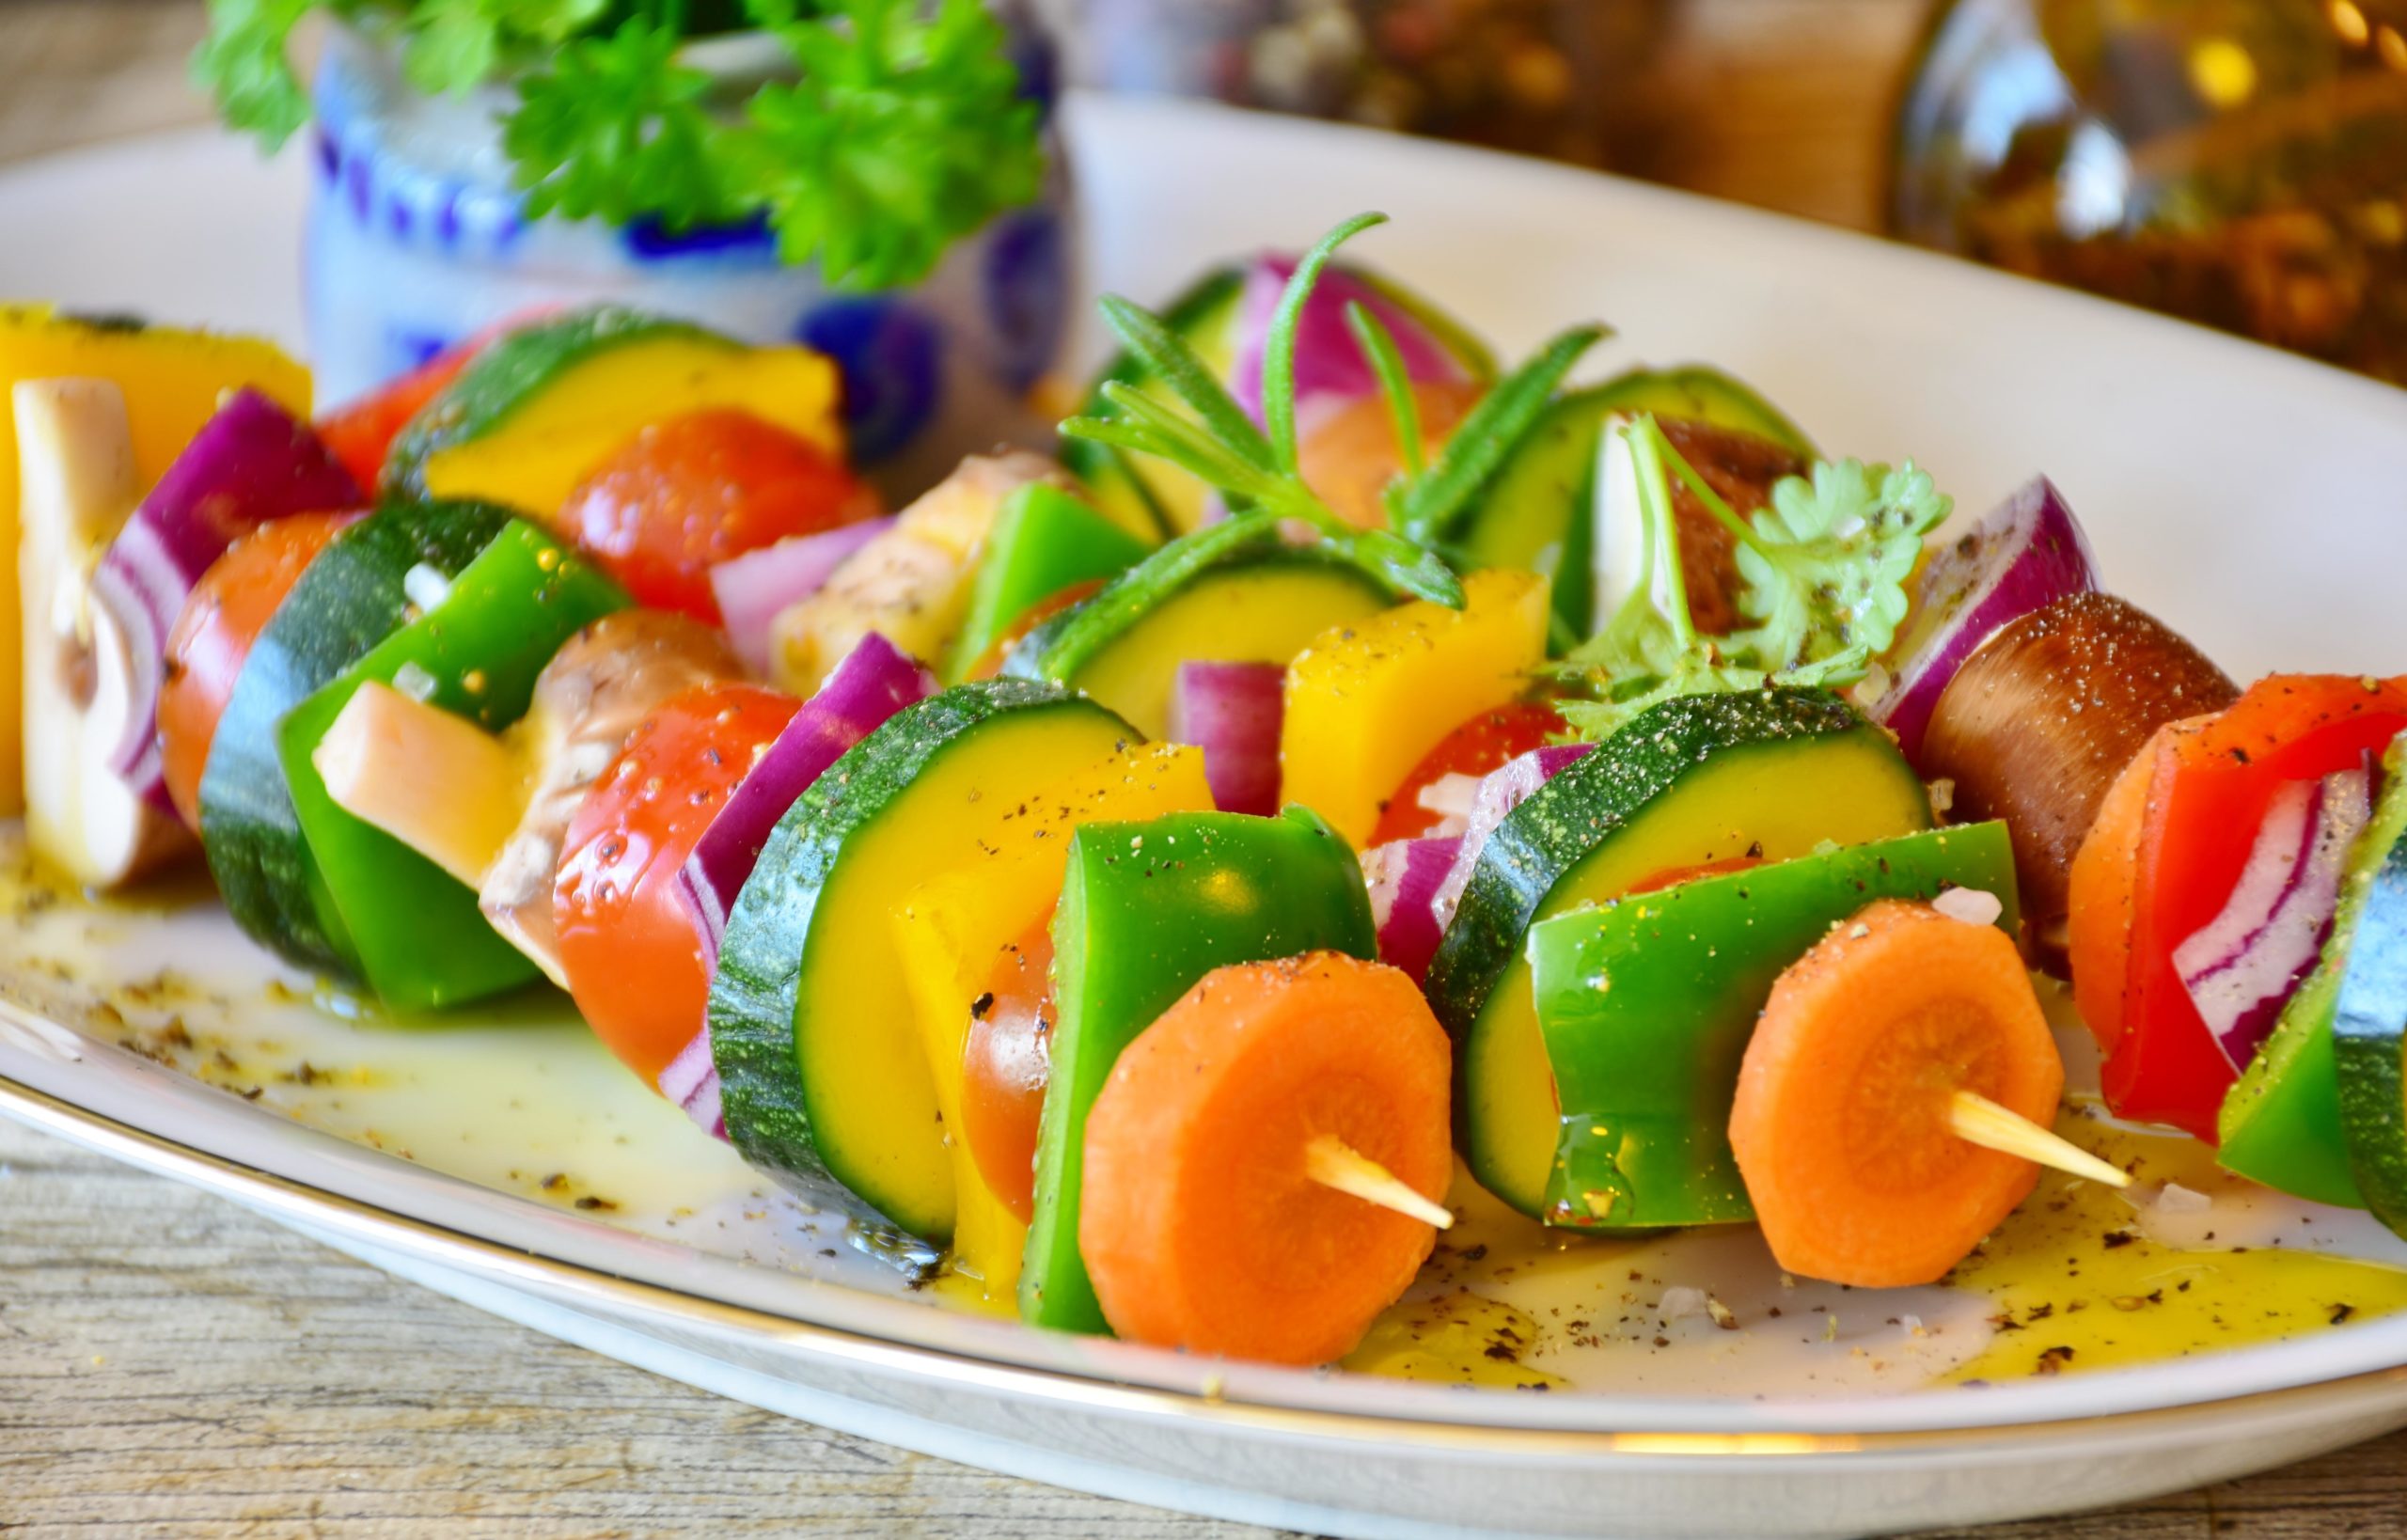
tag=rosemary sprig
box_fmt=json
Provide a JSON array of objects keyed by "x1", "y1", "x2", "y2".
[{"x1": 1061, "y1": 212, "x2": 1613, "y2": 611}]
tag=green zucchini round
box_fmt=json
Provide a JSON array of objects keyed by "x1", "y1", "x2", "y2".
[
  {"x1": 195, "y1": 500, "x2": 514, "y2": 981},
  {"x1": 708, "y1": 679, "x2": 1139, "y2": 1248},
  {"x1": 2333, "y1": 824, "x2": 2407, "y2": 1236},
  {"x1": 378, "y1": 306, "x2": 718, "y2": 500}
]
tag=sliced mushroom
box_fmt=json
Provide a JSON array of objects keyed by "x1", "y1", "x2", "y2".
[
  {"x1": 13, "y1": 378, "x2": 192, "y2": 888},
  {"x1": 1922, "y1": 591, "x2": 2238, "y2": 967},
  {"x1": 478, "y1": 609, "x2": 740, "y2": 982}
]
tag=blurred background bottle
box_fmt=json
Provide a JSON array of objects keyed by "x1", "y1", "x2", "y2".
[
  {"x1": 1039, "y1": 0, "x2": 1675, "y2": 167},
  {"x1": 1894, "y1": 0, "x2": 2407, "y2": 384}
]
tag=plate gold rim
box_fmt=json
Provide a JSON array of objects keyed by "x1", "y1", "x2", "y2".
[{"x1": 10, "y1": 1068, "x2": 2407, "y2": 1460}]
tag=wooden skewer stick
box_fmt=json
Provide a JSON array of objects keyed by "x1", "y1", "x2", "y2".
[
  {"x1": 1303, "y1": 1134, "x2": 1455, "y2": 1228},
  {"x1": 1950, "y1": 1090, "x2": 2132, "y2": 1188}
]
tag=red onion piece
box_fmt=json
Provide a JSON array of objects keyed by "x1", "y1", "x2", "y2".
[
  {"x1": 1169, "y1": 661, "x2": 1285, "y2": 816},
  {"x1": 1431, "y1": 743, "x2": 1595, "y2": 928},
  {"x1": 1867, "y1": 476, "x2": 2100, "y2": 762},
  {"x1": 1364, "y1": 835, "x2": 1462, "y2": 983},
  {"x1": 1228, "y1": 257, "x2": 1472, "y2": 426},
  {"x1": 90, "y1": 389, "x2": 360, "y2": 811},
  {"x1": 2176, "y1": 767, "x2": 2372, "y2": 1070},
  {"x1": 709, "y1": 515, "x2": 895, "y2": 679},
  {"x1": 675, "y1": 633, "x2": 935, "y2": 967},
  {"x1": 657, "y1": 1027, "x2": 728, "y2": 1141}
]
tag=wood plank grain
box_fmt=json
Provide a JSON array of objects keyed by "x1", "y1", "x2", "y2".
[{"x1": 9, "y1": 1116, "x2": 2407, "y2": 1539}]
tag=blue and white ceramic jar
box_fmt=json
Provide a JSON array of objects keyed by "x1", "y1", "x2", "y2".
[{"x1": 304, "y1": 14, "x2": 1074, "y2": 489}]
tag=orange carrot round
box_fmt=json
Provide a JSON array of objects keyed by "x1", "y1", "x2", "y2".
[
  {"x1": 1079, "y1": 952, "x2": 1452, "y2": 1365},
  {"x1": 1728, "y1": 899, "x2": 2065, "y2": 1289}
]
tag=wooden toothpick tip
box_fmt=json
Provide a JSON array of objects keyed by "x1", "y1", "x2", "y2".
[
  {"x1": 1303, "y1": 1134, "x2": 1454, "y2": 1229},
  {"x1": 1949, "y1": 1090, "x2": 2132, "y2": 1188}
]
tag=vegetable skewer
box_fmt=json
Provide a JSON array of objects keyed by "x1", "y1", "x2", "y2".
[
  {"x1": 1948, "y1": 1090, "x2": 2131, "y2": 1189},
  {"x1": 1303, "y1": 1134, "x2": 1455, "y2": 1229}
]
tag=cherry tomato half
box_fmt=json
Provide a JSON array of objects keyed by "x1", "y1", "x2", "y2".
[
  {"x1": 962, "y1": 913, "x2": 1055, "y2": 1223},
  {"x1": 1370, "y1": 700, "x2": 1567, "y2": 846},
  {"x1": 553, "y1": 681, "x2": 800, "y2": 1085},
  {"x1": 558, "y1": 408, "x2": 879, "y2": 624},
  {"x1": 158, "y1": 511, "x2": 358, "y2": 831}
]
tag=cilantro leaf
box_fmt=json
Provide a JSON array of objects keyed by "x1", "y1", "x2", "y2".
[
  {"x1": 1720, "y1": 458, "x2": 1950, "y2": 668},
  {"x1": 193, "y1": 0, "x2": 320, "y2": 148},
  {"x1": 1553, "y1": 416, "x2": 1934, "y2": 743}
]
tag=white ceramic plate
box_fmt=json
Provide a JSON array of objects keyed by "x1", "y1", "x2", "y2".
[{"x1": 7, "y1": 95, "x2": 2407, "y2": 1540}]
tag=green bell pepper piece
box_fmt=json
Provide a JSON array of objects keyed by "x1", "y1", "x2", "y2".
[
  {"x1": 1528, "y1": 822, "x2": 2022, "y2": 1231},
  {"x1": 946, "y1": 484, "x2": 1155, "y2": 680},
  {"x1": 1020, "y1": 806, "x2": 1377, "y2": 1335},
  {"x1": 2220, "y1": 736, "x2": 2407, "y2": 1205},
  {"x1": 276, "y1": 519, "x2": 628, "y2": 1013}
]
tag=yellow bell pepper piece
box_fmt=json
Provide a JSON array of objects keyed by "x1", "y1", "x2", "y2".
[
  {"x1": 421, "y1": 338, "x2": 842, "y2": 515},
  {"x1": 891, "y1": 742, "x2": 1213, "y2": 1300},
  {"x1": 0, "y1": 306, "x2": 310, "y2": 815},
  {"x1": 1280, "y1": 567, "x2": 1550, "y2": 846}
]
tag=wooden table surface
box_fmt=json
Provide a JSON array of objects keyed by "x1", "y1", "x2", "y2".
[{"x1": 5, "y1": 2, "x2": 2406, "y2": 1536}]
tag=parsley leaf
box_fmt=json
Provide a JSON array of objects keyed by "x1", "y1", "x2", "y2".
[
  {"x1": 741, "y1": 0, "x2": 1043, "y2": 291},
  {"x1": 505, "y1": 20, "x2": 742, "y2": 231},
  {"x1": 193, "y1": 0, "x2": 321, "y2": 148},
  {"x1": 197, "y1": 0, "x2": 1044, "y2": 289},
  {"x1": 406, "y1": 0, "x2": 608, "y2": 98}
]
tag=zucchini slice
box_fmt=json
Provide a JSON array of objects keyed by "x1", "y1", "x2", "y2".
[
  {"x1": 1424, "y1": 688, "x2": 1931, "y2": 1217},
  {"x1": 709, "y1": 680, "x2": 1138, "y2": 1246},
  {"x1": 197, "y1": 501, "x2": 513, "y2": 979},
  {"x1": 1005, "y1": 521, "x2": 1392, "y2": 738},
  {"x1": 380, "y1": 306, "x2": 842, "y2": 514},
  {"x1": 2336, "y1": 815, "x2": 2407, "y2": 1236}
]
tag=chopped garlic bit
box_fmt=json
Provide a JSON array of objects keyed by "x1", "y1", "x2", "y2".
[
  {"x1": 2152, "y1": 1181, "x2": 2214, "y2": 1215},
  {"x1": 402, "y1": 562, "x2": 453, "y2": 615},
  {"x1": 1414, "y1": 772, "x2": 1484, "y2": 839},
  {"x1": 1932, "y1": 887, "x2": 2005, "y2": 927},
  {"x1": 392, "y1": 660, "x2": 439, "y2": 703},
  {"x1": 1658, "y1": 1285, "x2": 1709, "y2": 1322},
  {"x1": 1926, "y1": 777, "x2": 1956, "y2": 815},
  {"x1": 1900, "y1": 1313, "x2": 1927, "y2": 1338}
]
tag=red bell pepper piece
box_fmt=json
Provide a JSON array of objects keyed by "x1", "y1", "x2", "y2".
[{"x1": 2108, "y1": 675, "x2": 2407, "y2": 1138}]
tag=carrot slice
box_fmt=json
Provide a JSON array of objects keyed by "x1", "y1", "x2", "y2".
[
  {"x1": 2064, "y1": 715, "x2": 2214, "y2": 1053},
  {"x1": 1728, "y1": 899, "x2": 2066, "y2": 1289},
  {"x1": 1079, "y1": 951, "x2": 1452, "y2": 1365}
]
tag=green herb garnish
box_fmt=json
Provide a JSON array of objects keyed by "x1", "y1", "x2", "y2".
[
  {"x1": 1060, "y1": 211, "x2": 1609, "y2": 610},
  {"x1": 1556, "y1": 416, "x2": 1950, "y2": 740},
  {"x1": 196, "y1": 0, "x2": 1043, "y2": 291}
]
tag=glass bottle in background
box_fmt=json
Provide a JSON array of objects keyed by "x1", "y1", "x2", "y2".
[
  {"x1": 1893, "y1": 0, "x2": 2407, "y2": 384},
  {"x1": 1042, "y1": 0, "x2": 1674, "y2": 168}
]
